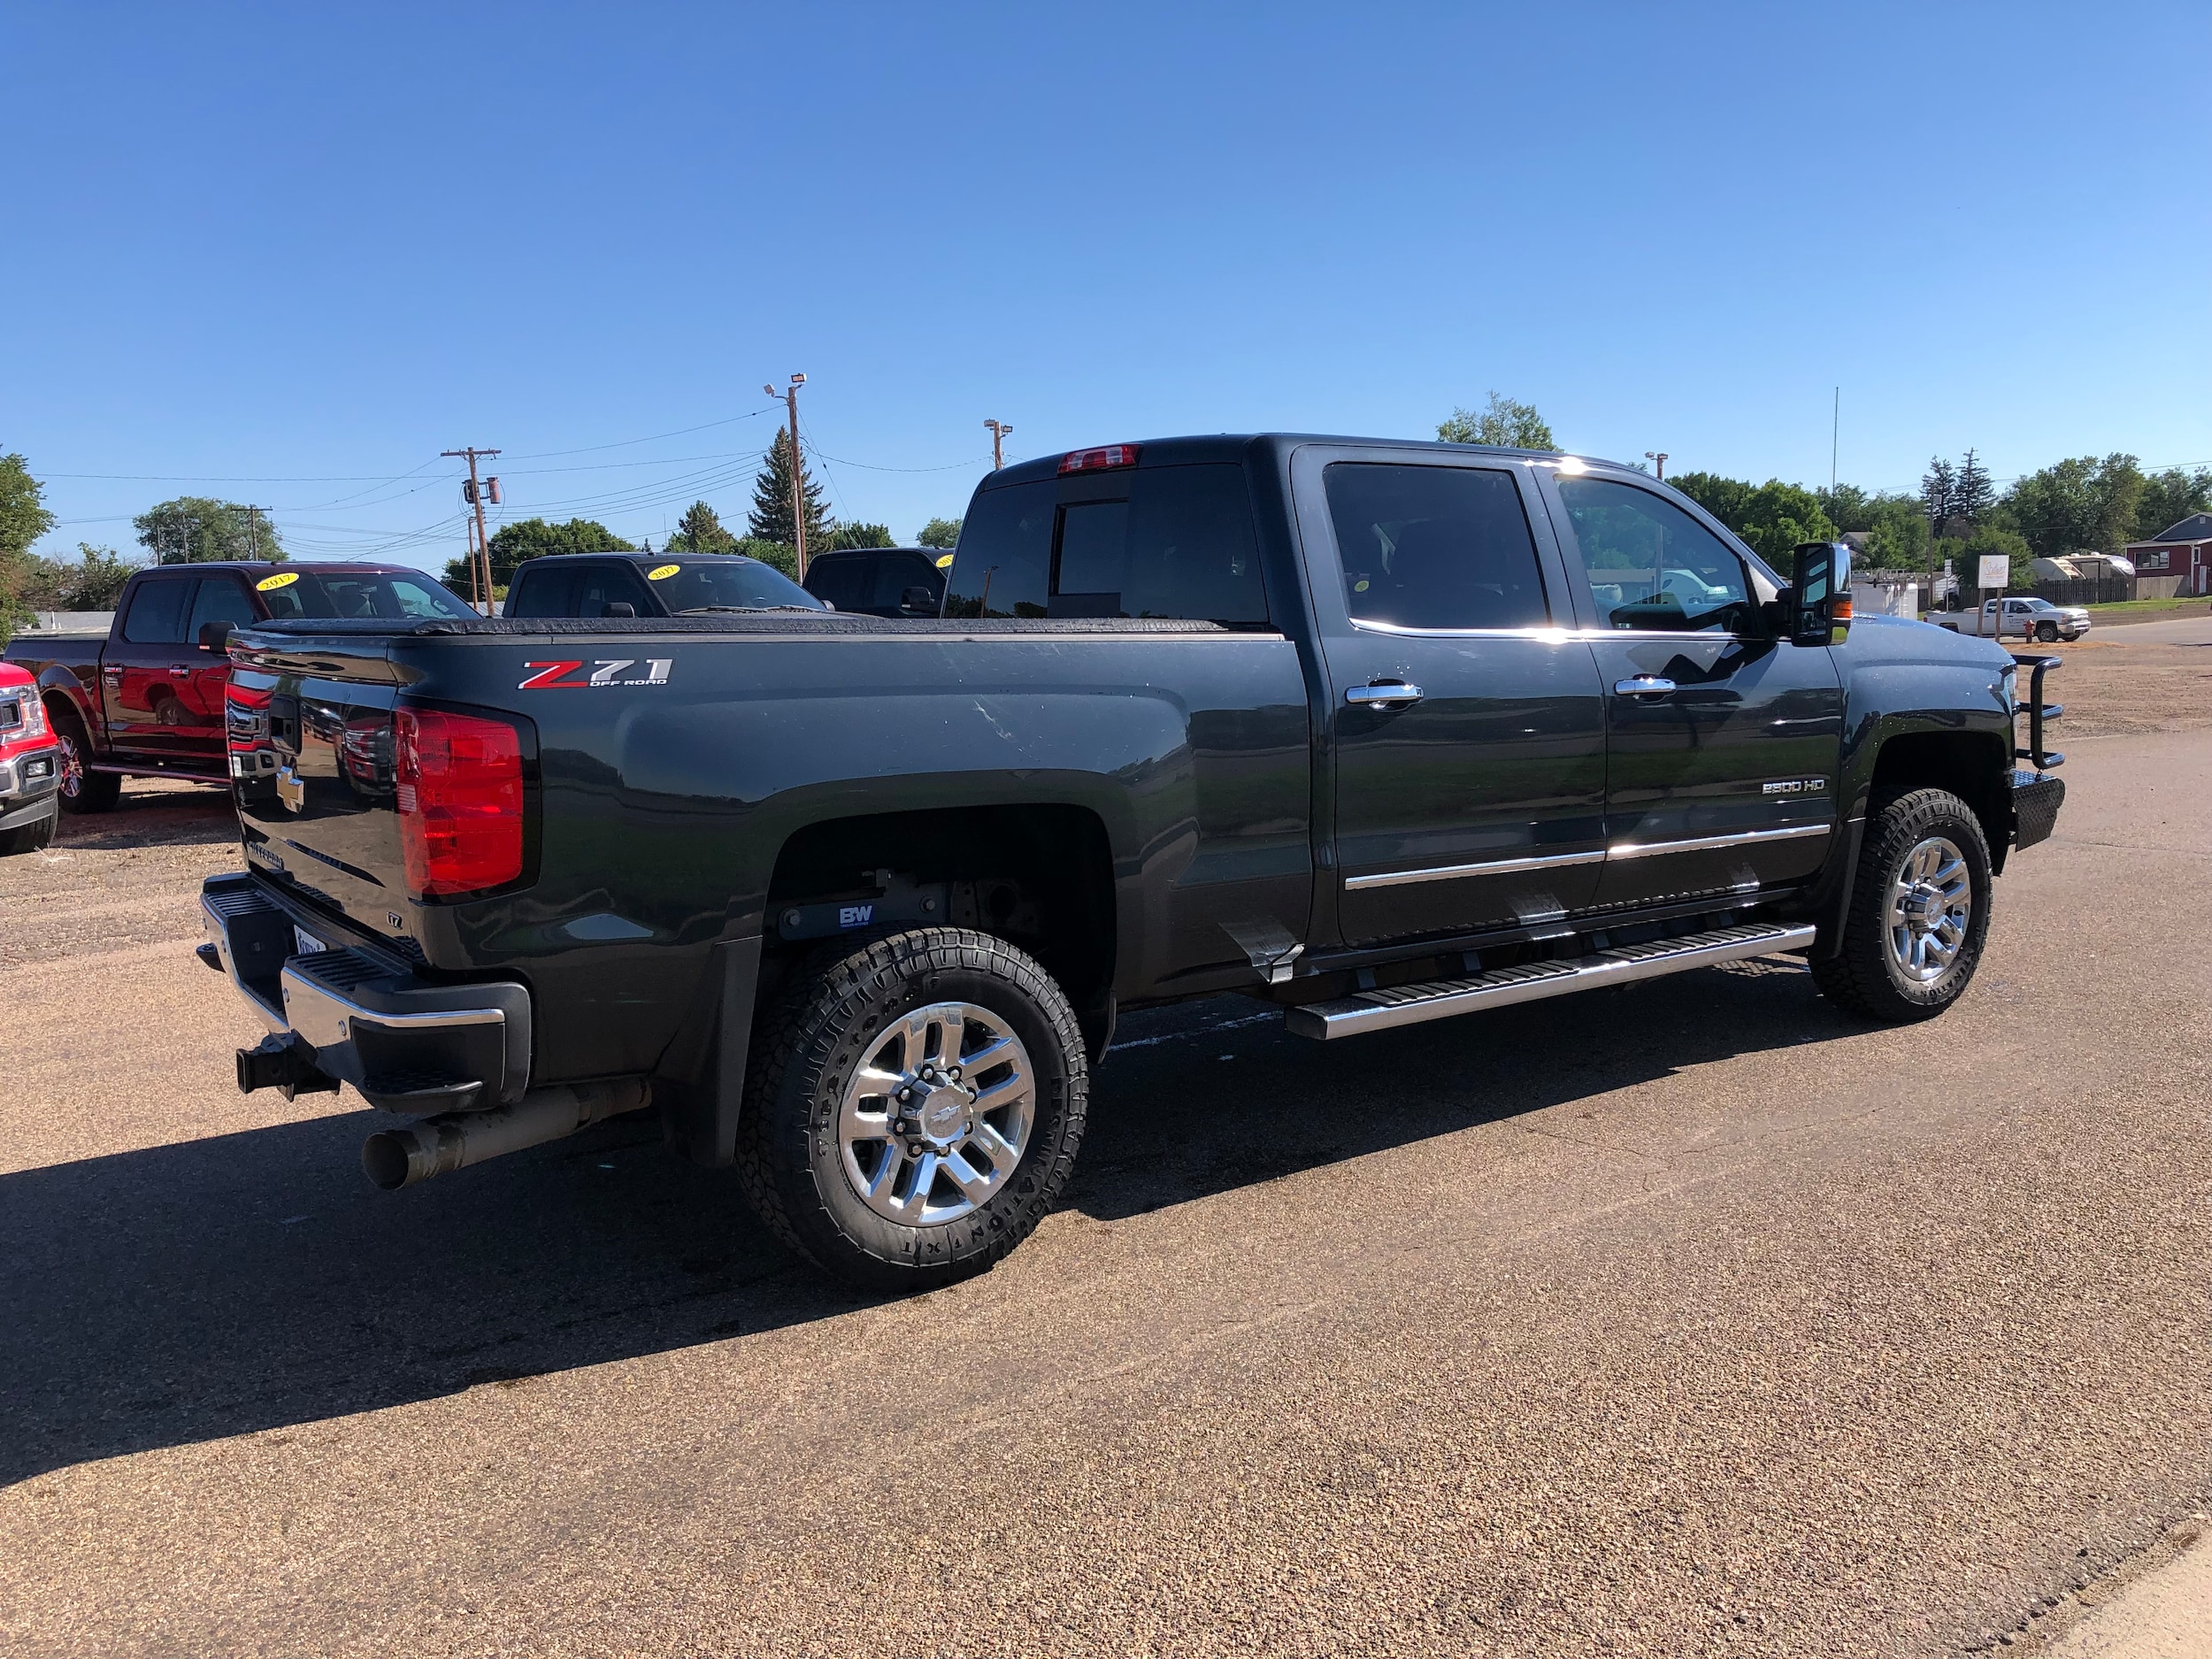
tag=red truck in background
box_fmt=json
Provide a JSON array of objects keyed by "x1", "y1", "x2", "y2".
[
  {"x1": 3, "y1": 561, "x2": 478, "y2": 812},
  {"x1": 0, "y1": 663, "x2": 63, "y2": 853}
]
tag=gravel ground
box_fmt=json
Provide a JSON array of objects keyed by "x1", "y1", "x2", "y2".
[{"x1": 0, "y1": 640, "x2": 2206, "y2": 1657}]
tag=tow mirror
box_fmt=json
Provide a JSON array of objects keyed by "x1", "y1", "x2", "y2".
[
  {"x1": 900, "y1": 585, "x2": 938, "y2": 617},
  {"x1": 197, "y1": 620, "x2": 236, "y2": 652},
  {"x1": 1787, "y1": 541, "x2": 1853, "y2": 646}
]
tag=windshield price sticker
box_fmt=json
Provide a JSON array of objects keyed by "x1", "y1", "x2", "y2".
[
  {"x1": 519, "y1": 658, "x2": 673, "y2": 690},
  {"x1": 255, "y1": 571, "x2": 301, "y2": 591},
  {"x1": 646, "y1": 564, "x2": 681, "y2": 581}
]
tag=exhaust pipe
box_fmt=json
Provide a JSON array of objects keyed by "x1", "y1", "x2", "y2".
[{"x1": 361, "y1": 1079, "x2": 652, "y2": 1191}]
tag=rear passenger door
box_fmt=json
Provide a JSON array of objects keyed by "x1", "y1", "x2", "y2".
[
  {"x1": 1292, "y1": 448, "x2": 1609, "y2": 949},
  {"x1": 104, "y1": 573, "x2": 200, "y2": 757}
]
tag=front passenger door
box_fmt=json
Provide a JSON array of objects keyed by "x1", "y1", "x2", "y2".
[{"x1": 1540, "y1": 472, "x2": 1844, "y2": 911}]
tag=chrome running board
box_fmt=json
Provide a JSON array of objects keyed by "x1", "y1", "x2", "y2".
[{"x1": 1284, "y1": 922, "x2": 1816, "y2": 1041}]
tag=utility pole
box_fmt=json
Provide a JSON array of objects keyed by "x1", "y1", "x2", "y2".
[
  {"x1": 985, "y1": 419, "x2": 1013, "y2": 471},
  {"x1": 443, "y1": 447, "x2": 503, "y2": 613},
  {"x1": 764, "y1": 374, "x2": 808, "y2": 577},
  {"x1": 243, "y1": 505, "x2": 270, "y2": 561},
  {"x1": 1644, "y1": 452, "x2": 1668, "y2": 481}
]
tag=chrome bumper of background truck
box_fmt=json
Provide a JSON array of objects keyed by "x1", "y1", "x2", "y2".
[{"x1": 200, "y1": 872, "x2": 532, "y2": 1112}]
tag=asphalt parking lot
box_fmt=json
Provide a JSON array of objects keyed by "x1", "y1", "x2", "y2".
[{"x1": 1, "y1": 626, "x2": 2208, "y2": 1657}]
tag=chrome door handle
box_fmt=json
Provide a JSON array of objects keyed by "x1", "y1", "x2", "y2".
[
  {"x1": 1346, "y1": 681, "x2": 1424, "y2": 708},
  {"x1": 1614, "y1": 676, "x2": 1677, "y2": 700}
]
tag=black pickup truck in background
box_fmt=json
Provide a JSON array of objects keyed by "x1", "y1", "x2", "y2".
[
  {"x1": 5, "y1": 561, "x2": 477, "y2": 811},
  {"x1": 202, "y1": 434, "x2": 2065, "y2": 1287}
]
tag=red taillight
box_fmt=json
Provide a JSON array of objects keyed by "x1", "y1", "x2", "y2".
[
  {"x1": 1057, "y1": 443, "x2": 1141, "y2": 475},
  {"x1": 395, "y1": 708, "x2": 525, "y2": 898}
]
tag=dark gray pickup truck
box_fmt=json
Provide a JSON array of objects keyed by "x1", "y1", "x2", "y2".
[{"x1": 202, "y1": 434, "x2": 2066, "y2": 1286}]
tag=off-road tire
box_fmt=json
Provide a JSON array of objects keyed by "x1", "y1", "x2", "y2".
[
  {"x1": 735, "y1": 927, "x2": 1087, "y2": 1290},
  {"x1": 1811, "y1": 787, "x2": 1993, "y2": 1023},
  {"x1": 50, "y1": 703, "x2": 120, "y2": 813},
  {"x1": 0, "y1": 802, "x2": 57, "y2": 856}
]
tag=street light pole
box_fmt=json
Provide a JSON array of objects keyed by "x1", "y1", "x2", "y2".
[
  {"x1": 1644, "y1": 451, "x2": 1668, "y2": 481},
  {"x1": 985, "y1": 419, "x2": 1013, "y2": 470}
]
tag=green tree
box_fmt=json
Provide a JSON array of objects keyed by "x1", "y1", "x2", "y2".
[
  {"x1": 1668, "y1": 472, "x2": 1837, "y2": 561},
  {"x1": 916, "y1": 517, "x2": 962, "y2": 549},
  {"x1": 665, "y1": 501, "x2": 737, "y2": 553},
  {"x1": 1438, "y1": 392, "x2": 1555, "y2": 450},
  {"x1": 1954, "y1": 449, "x2": 1995, "y2": 526},
  {"x1": 133, "y1": 496, "x2": 285, "y2": 564},
  {"x1": 734, "y1": 537, "x2": 797, "y2": 578},
  {"x1": 1669, "y1": 472, "x2": 1756, "y2": 530},
  {"x1": 22, "y1": 544, "x2": 141, "y2": 611},
  {"x1": 1953, "y1": 524, "x2": 2032, "y2": 589},
  {"x1": 445, "y1": 517, "x2": 634, "y2": 588},
  {"x1": 1856, "y1": 495, "x2": 1933, "y2": 571},
  {"x1": 745, "y1": 430, "x2": 833, "y2": 552},
  {"x1": 1815, "y1": 482, "x2": 1874, "y2": 532},
  {"x1": 1999, "y1": 454, "x2": 2145, "y2": 557},
  {"x1": 0, "y1": 453, "x2": 59, "y2": 638},
  {"x1": 2133, "y1": 466, "x2": 2212, "y2": 541},
  {"x1": 832, "y1": 521, "x2": 894, "y2": 549},
  {"x1": 1920, "y1": 457, "x2": 1957, "y2": 536}
]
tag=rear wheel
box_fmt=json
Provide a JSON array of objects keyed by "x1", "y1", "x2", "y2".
[
  {"x1": 50, "y1": 703, "x2": 120, "y2": 814},
  {"x1": 736, "y1": 927, "x2": 1087, "y2": 1289},
  {"x1": 1812, "y1": 787, "x2": 1993, "y2": 1022},
  {"x1": 0, "y1": 801, "x2": 57, "y2": 855}
]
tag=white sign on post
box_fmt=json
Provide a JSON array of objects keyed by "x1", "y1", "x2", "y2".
[{"x1": 1978, "y1": 554, "x2": 2009, "y2": 589}]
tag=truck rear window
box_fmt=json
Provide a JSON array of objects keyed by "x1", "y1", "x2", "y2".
[{"x1": 944, "y1": 465, "x2": 1267, "y2": 626}]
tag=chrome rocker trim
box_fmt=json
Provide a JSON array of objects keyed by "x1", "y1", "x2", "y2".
[
  {"x1": 1285, "y1": 922, "x2": 1817, "y2": 1041},
  {"x1": 1342, "y1": 822, "x2": 1831, "y2": 891}
]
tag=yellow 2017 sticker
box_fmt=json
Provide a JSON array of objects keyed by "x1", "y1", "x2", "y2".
[
  {"x1": 646, "y1": 564, "x2": 681, "y2": 580},
  {"x1": 935, "y1": 553, "x2": 954, "y2": 569},
  {"x1": 256, "y1": 571, "x2": 300, "y2": 591}
]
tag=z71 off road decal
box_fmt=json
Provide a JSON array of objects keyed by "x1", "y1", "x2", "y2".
[{"x1": 518, "y1": 659, "x2": 673, "y2": 690}]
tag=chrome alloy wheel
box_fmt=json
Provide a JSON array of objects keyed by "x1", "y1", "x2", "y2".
[
  {"x1": 55, "y1": 727, "x2": 85, "y2": 800},
  {"x1": 1886, "y1": 835, "x2": 1971, "y2": 985},
  {"x1": 837, "y1": 1001, "x2": 1036, "y2": 1225}
]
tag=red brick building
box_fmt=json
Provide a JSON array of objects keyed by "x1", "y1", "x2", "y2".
[{"x1": 2126, "y1": 512, "x2": 2212, "y2": 595}]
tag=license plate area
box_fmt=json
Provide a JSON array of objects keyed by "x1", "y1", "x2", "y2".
[{"x1": 294, "y1": 925, "x2": 326, "y2": 958}]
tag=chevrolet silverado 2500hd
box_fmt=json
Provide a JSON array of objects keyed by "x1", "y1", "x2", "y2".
[{"x1": 201, "y1": 434, "x2": 2065, "y2": 1286}]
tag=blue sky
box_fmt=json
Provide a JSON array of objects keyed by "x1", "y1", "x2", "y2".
[{"x1": 4, "y1": 2, "x2": 2206, "y2": 572}]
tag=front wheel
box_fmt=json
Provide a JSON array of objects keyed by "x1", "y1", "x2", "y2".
[
  {"x1": 2035, "y1": 621, "x2": 2059, "y2": 643},
  {"x1": 1811, "y1": 787, "x2": 1993, "y2": 1022},
  {"x1": 0, "y1": 800, "x2": 57, "y2": 856},
  {"x1": 736, "y1": 927, "x2": 1088, "y2": 1289}
]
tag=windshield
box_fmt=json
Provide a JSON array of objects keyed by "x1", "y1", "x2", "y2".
[
  {"x1": 643, "y1": 557, "x2": 824, "y2": 612},
  {"x1": 257, "y1": 568, "x2": 476, "y2": 620}
]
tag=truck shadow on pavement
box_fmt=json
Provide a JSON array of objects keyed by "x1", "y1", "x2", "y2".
[{"x1": 0, "y1": 958, "x2": 1855, "y2": 1486}]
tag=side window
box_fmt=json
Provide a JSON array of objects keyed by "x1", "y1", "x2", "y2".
[
  {"x1": 1553, "y1": 476, "x2": 1757, "y2": 634},
  {"x1": 806, "y1": 557, "x2": 872, "y2": 612},
  {"x1": 121, "y1": 579, "x2": 193, "y2": 644},
  {"x1": 578, "y1": 563, "x2": 655, "y2": 616},
  {"x1": 1324, "y1": 463, "x2": 1549, "y2": 630},
  {"x1": 186, "y1": 577, "x2": 257, "y2": 637},
  {"x1": 505, "y1": 566, "x2": 574, "y2": 618},
  {"x1": 1122, "y1": 465, "x2": 1266, "y2": 625},
  {"x1": 943, "y1": 481, "x2": 1054, "y2": 618},
  {"x1": 868, "y1": 556, "x2": 938, "y2": 611}
]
